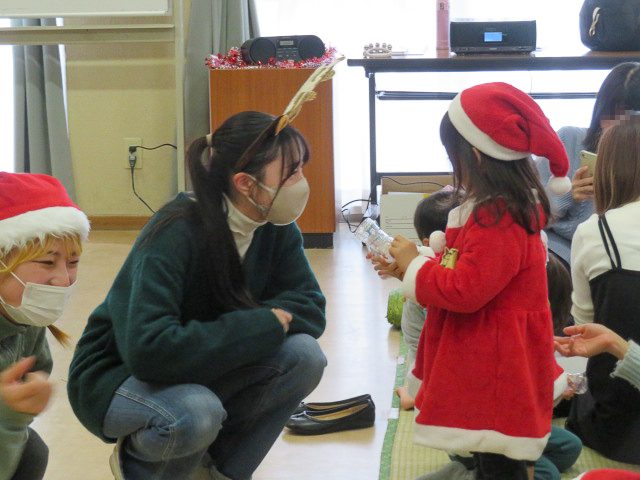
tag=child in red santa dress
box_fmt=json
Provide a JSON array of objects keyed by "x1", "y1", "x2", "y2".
[{"x1": 389, "y1": 82, "x2": 573, "y2": 479}]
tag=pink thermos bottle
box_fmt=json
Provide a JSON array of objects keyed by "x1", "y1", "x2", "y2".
[{"x1": 436, "y1": 0, "x2": 450, "y2": 50}]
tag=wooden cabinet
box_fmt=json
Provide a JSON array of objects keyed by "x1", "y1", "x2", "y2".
[{"x1": 209, "y1": 68, "x2": 335, "y2": 246}]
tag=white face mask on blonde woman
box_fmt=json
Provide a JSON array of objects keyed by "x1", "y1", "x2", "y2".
[{"x1": 0, "y1": 239, "x2": 79, "y2": 327}]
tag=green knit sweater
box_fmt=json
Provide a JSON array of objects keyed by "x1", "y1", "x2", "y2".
[
  {"x1": 0, "y1": 316, "x2": 52, "y2": 480},
  {"x1": 67, "y1": 193, "x2": 326, "y2": 441}
]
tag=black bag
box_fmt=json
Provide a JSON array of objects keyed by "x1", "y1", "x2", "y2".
[{"x1": 579, "y1": 0, "x2": 640, "y2": 51}]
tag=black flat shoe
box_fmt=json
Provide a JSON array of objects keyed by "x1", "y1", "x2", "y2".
[
  {"x1": 286, "y1": 399, "x2": 375, "y2": 435},
  {"x1": 292, "y1": 393, "x2": 372, "y2": 415}
]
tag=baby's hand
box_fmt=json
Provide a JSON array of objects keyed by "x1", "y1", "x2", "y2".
[
  {"x1": 368, "y1": 253, "x2": 403, "y2": 280},
  {"x1": 389, "y1": 236, "x2": 419, "y2": 275},
  {"x1": 562, "y1": 387, "x2": 576, "y2": 401}
]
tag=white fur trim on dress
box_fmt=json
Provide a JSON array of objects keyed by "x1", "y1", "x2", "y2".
[
  {"x1": 571, "y1": 474, "x2": 586, "y2": 480},
  {"x1": 402, "y1": 255, "x2": 430, "y2": 303},
  {"x1": 417, "y1": 245, "x2": 436, "y2": 258},
  {"x1": 446, "y1": 200, "x2": 475, "y2": 229},
  {"x1": 448, "y1": 94, "x2": 530, "y2": 161},
  {"x1": 540, "y1": 230, "x2": 549, "y2": 264},
  {"x1": 0, "y1": 206, "x2": 90, "y2": 254},
  {"x1": 413, "y1": 420, "x2": 550, "y2": 461},
  {"x1": 553, "y1": 371, "x2": 568, "y2": 403}
]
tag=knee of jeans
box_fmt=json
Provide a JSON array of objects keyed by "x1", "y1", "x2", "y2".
[
  {"x1": 557, "y1": 434, "x2": 583, "y2": 471},
  {"x1": 534, "y1": 456, "x2": 560, "y2": 480},
  {"x1": 168, "y1": 385, "x2": 226, "y2": 454},
  {"x1": 287, "y1": 334, "x2": 326, "y2": 393}
]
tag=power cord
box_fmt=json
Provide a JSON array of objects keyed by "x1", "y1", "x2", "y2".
[
  {"x1": 379, "y1": 176, "x2": 446, "y2": 189},
  {"x1": 340, "y1": 196, "x2": 372, "y2": 233},
  {"x1": 127, "y1": 143, "x2": 178, "y2": 214},
  {"x1": 130, "y1": 143, "x2": 177, "y2": 152}
]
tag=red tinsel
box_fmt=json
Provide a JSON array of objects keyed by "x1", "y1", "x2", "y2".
[{"x1": 206, "y1": 45, "x2": 340, "y2": 70}]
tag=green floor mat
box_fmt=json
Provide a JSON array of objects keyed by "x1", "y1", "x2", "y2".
[{"x1": 379, "y1": 341, "x2": 640, "y2": 480}]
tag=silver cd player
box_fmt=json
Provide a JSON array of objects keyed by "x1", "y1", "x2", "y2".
[{"x1": 450, "y1": 19, "x2": 536, "y2": 54}]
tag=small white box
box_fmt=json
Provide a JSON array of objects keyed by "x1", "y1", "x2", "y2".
[{"x1": 380, "y1": 192, "x2": 429, "y2": 243}]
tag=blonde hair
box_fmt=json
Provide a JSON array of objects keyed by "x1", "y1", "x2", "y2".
[
  {"x1": 0, "y1": 234, "x2": 83, "y2": 347},
  {"x1": 594, "y1": 115, "x2": 640, "y2": 214}
]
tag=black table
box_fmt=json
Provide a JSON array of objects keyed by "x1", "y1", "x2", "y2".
[{"x1": 348, "y1": 48, "x2": 640, "y2": 203}]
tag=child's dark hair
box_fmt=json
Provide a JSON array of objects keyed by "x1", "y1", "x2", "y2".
[
  {"x1": 142, "y1": 111, "x2": 309, "y2": 312},
  {"x1": 439, "y1": 113, "x2": 551, "y2": 234},
  {"x1": 414, "y1": 190, "x2": 460, "y2": 240},
  {"x1": 546, "y1": 253, "x2": 572, "y2": 335}
]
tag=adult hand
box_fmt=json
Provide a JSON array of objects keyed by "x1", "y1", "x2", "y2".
[
  {"x1": 0, "y1": 357, "x2": 52, "y2": 415},
  {"x1": 572, "y1": 166, "x2": 594, "y2": 203},
  {"x1": 554, "y1": 323, "x2": 629, "y2": 360},
  {"x1": 271, "y1": 308, "x2": 292, "y2": 333},
  {"x1": 389, "y1": 236, "x2": 419, "y2": 276}
]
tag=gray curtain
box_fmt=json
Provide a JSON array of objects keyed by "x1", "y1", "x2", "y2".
[
  {"x1": 184, "y1": 0, "x2": 260, "y2": 144},
  {"x1": 12, "y1": 18, "x2": 75, "y2": 200}
]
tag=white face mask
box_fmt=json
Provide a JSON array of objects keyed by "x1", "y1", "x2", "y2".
[
  {"x1": 0, "y1": 268, "x2": 74, "y2": 327},
  {"x1": 247, "y1": 175, "x2": 310, "y2": 226}
]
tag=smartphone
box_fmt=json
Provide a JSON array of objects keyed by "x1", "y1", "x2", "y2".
[{"x1": 580, "y1": 150, "x2": 597, "y2": 178}]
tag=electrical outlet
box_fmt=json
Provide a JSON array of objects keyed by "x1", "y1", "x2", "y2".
[{"x1": 124, "y1": 137, "x2": 143, "y2": 169}]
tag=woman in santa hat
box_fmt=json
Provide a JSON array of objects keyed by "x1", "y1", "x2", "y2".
[
  {"x1": 0, "y1": 172, "x2": 89, "y2": 480},
  {"x1": 389, "y1": 82, "x2": 572, "y2": 478}
]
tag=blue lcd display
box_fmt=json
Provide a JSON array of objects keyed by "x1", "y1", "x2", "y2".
[{"x1": 484, "y1": 31, "x2": 503, "y2": 42}]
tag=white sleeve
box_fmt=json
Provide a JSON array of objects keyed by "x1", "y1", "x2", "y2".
[{"x1": 570, "y1": 227, "x2": 595, "y2": 325}]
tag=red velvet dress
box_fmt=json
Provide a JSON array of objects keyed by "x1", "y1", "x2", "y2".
[{"x1": 402, "y1": 200, "x2": 555, "y2": 461}]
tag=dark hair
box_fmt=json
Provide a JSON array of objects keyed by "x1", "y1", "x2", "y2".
[
  {"x1": 145, "y1": 111, "x2": 309, "y2": 312},
  {"x1": 584, "y1": 62, "x2": 640, "y2": 153},
  {"x1": 439, "y1": 113, "x2": 551, "y2": 234},
  {"x1": 413, "y1": 190, "x2": 460, "y2": 240},
  {"x1": 546, "y1": 253, "x2": 572, "y2": 336},
  {"x1": 594, "y1": 113, "x2": 640, "y2": 214}
]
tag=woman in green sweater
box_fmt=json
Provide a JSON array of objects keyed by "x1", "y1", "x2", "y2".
[
  {"x1": 0, "y1": 172, "x2": 89, "y2": 480},
  {"x1": 68, "y1": 111, "x2": 327, "y2": 480}
]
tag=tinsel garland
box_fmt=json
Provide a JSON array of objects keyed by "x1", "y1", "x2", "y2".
[{"x1": 207, "y1": 45, "x2": 340, "y2": 69}]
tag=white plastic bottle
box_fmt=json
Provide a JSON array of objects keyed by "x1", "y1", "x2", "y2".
[
  {"x1": 354, "y1": 218, "x2": 394, "y2": 261},
  {"x1": 436, "y1": 0, "x2": 450, "y2": 50}
]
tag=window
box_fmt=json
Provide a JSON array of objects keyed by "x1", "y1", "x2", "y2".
[
  {"x1": 255, "y1": 0, "x2": 605, "y2": 203},
  {"x1": 0, "y1": 19, "x2": 14, "y2": 172}
]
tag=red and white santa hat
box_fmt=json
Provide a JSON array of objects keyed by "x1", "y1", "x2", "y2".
[
  {"x1": 0, "y1": 172, "x2": 90, "y2": 255},
  {"x1": 448, "y1": 82, "x2": 571, "y2": 195}
]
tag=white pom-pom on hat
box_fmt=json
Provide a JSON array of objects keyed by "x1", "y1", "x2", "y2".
[
  {"x1": 548, "y1": 175, "x2": 572, "y2": 196},
  {"x1": 429, "y1": 230, "x2": 446, "y2": 253}
]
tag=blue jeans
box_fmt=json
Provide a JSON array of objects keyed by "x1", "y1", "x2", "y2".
[
  {"x1": 534, "y1": 426, "x2": 582, "y2": 480},
  {"x1": 102, "y1": 334, "x2": 326, "y2": 480}
]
